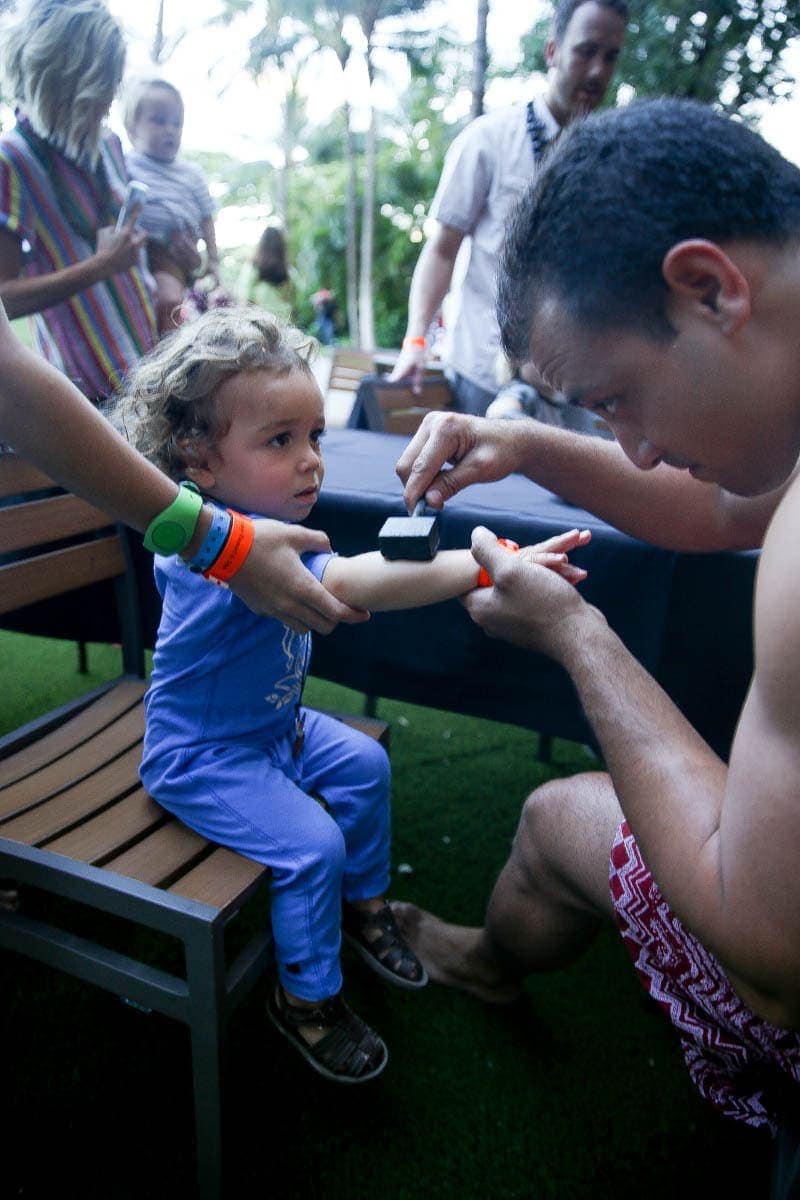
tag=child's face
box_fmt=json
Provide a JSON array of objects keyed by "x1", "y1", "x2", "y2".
[
  {"x1": 130, "y1": 87, "x2": 184, "y2": 163},
  {"x1": 188, "y1": 368, "x2": 326, "y2": 520}
]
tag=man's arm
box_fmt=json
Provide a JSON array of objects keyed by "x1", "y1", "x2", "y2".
[
  {"x1": 388, "y1": 223, "x2": 464, "y2": 392},
  {"x1": 466, "y1": 524, "x2": 800, "y2": 1027},
  {"x1": 0, "y1": 223, "x2": 147, "y2": 319},
  {"x1": 397, "y1": 411, "x2": 783, "y2": 552},
  {"x1": 0, "y1": 302, "x2": 365, "y2": 634}
]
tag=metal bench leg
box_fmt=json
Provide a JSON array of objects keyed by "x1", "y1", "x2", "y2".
[{"x1": 185, "y1": 924, "x2": 228, "y2": 1200}]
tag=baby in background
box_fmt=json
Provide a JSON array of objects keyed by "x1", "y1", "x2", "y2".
[
  {"x1": 116, "y1": 307, "x2": 590, "y2": 1084},
  {"x1": 123, "y1": 77, "x2": 224, "y2": 333}
]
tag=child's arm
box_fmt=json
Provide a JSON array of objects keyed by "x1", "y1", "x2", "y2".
[
  {"x1": 200, "y1": 217, "x2": 220, "y2": 281},
  {"x1": 321, "y1": 529, "x2": 591, "y2": 612}
]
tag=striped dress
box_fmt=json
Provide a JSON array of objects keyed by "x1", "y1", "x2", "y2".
[{"x1": 0, "y1": 122, "x2": 157, "y2": 401}]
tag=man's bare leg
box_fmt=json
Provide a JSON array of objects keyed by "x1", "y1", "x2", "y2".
[{"x1": 392, "y1": 772, "x2": 622, "y2": 1003}]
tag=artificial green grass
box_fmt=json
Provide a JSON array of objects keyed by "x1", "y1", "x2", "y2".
[{"x1": 0, "y1": 631, "x2": 771, "y2": 1199}]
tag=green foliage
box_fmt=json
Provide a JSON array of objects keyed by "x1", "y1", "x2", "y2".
[{"x1": 520, "y1": 0, "x2": 800, "y2": 111}]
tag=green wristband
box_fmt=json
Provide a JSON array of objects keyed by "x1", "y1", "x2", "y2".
[{"x1": 143, "y1": 483, "x2": 204, "y2": 555}]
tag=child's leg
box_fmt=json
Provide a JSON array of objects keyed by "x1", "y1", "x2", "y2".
[
  {"x1": 146, "y1": 743, "x2": 346, "y2": 1001},
  {"x1": 297, "y1": 710, "x2": 392, "y2": 904},
  {"x1": 153, "y1": 267, "x2": 187, "y2": 333},
  {"x1": 297, "y1": 712, "x2": 426, "y2": 989}
]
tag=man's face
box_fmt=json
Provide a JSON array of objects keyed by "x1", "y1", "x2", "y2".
[
  {"x1": 530, "y1": 295, "x2": 800, "y2": 497},
  {"x1": 545, "y1": 2, "x2": 627, "y2": 126}
]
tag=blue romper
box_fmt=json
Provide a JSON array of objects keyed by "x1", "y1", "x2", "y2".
[{"x1": 139, "y1": 549, "x2": 391, "y2": 1002}]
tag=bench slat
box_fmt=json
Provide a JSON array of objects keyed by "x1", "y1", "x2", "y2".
[
  {"x1": 45, "y1": 788, "x2": 164, "y2": 863},
  {"x1": 0, "y1": 707, "x2": 144, "y2": 816},
  {"x1": 104, "y1": 820, "x2": 209, "y2": 887},
  {"x1": 0, "y1": 680, "x2": 147, "y2": 787},
  {"x1": 170, "y1": 847, "x2": 267, "y2": 908},
  {"x1": 0, "y1": 745, "x2": 142, "y2": 841},
  {"x1": 0, "y1": 536, "x2": 125, "y2": 615}
]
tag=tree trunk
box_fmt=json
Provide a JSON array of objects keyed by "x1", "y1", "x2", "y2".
[
  {"x1": 152, "y1": 0, "x2": 165, "y2": 63},
  {"x1": 358, "y1": 55, "x2": 376, "y2": 350},
  {"x1": 343, "y1": 101, "x2": 359, "y2": 343},
  {"x1": 471, "y1": 0, "x2": 490, "y2": 120}
]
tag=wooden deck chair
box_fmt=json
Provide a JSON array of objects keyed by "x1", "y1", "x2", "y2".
[
  {"x1": 326, "y1": 348, "x2": 375, "y2": 394},
  {"x1": 360, "y1": 376, "x2": 455, "y2": 436},
  {"x1": 0, "y1": 453, "x2": 388, "y2": 1200}
]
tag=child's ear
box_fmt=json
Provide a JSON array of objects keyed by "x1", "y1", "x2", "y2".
[
  {"x1": 178, "y1": 440, "x2": 217, "y2": 491},
  {"x1": 184, "y1": 463, "x2": 217, "y2": 490}
]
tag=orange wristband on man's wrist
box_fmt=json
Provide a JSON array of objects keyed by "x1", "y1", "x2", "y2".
[
  {"x1": 477, "y1": 538, "x2": 520, "y2": 588},
  {"x1": 202, "y1": 510, "x2": 255, "y2": 582},
  {"x1": 402, "y1": 335, "x2": 427, "y2": 349}
]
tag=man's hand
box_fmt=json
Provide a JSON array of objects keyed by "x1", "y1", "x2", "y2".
[
  {"x1": 229, "y1": 520, "x2": 370, "y2": 634},
  {"x1": 396, "y1": 411, "x2": 525, "y2": 512},
  {"x1": 388, "y1": 341, "x2": 427, "y2": 394},
  {"x1": 463, "y1": 526, "x2": 595, "y2": 659},
  {"x1": 95, "y1": 223, "x2": 147, "y2": 276}
]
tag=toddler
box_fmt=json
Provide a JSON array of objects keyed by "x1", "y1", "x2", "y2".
[
  {"x1": 117, "y1": 307, "x2": 589, "y2": 1084},
  {"x1": 123, "y1": 77, "x2": 224, "y2": 333}
]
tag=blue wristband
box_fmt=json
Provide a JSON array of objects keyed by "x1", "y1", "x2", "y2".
[{"x1": 185, "y1": 503, "x2": 233, "y2": 573}]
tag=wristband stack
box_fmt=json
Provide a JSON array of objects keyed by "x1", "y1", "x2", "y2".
[
  {"x1": 477, "y1": 538, "x2": 520, "y2": 588},
  {"x1": 200, "y1": 509, "x2": 254, "y2": 582},
  {"x1": 143, "y1": 483, "x2": 255, "y2": 583}
]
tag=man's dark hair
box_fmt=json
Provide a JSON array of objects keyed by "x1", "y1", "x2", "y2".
[
  {"x1": 552, "y1": 0, "x2": 629, "y2": 43},
  {"x1": 498, "y1": 98, "x2": 800, "y2": 361}
]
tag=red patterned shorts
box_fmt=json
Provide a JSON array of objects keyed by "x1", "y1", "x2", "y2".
[{"x1": 609, "y1": 820, "x2": 800, "y2": 1133}]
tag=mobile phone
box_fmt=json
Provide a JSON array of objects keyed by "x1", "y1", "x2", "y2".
[{"x1": 115, "y1": 180, "x2": 149, "y2": 232}]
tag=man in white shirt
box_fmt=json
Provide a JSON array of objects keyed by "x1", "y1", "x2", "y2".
[{"x1": 390, "y1": 0, "x2": 628, "y2": 414}]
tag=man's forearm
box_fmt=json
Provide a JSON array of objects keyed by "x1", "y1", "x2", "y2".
[
  {"x1": 513, "y1": 422, "x2": 766, "y2": 551},
  {"x1": 560, "y1": 608, "x2": 728, "y2": 941},
  {"x1": 403, "y1": 236, "x2": 459, "y2": 338}
]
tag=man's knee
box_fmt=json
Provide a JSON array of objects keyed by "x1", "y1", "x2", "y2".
[{"x1": 512, "y1": 772, "x2": 619, "y2": 915}]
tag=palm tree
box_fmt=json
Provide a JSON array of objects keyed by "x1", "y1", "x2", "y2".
[
  {"x1": 349, "y1": 0, "x2": 432, "y2": 348},
  {"x1": 471, "y1": 0, "x2": 490, "y2": 118}
]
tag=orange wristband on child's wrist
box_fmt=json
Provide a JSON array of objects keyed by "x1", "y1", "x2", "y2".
[
  {"x1": 202, "y1": 509, "x2": 255, "y2": 582},
  {"x1": 402, "y1": 335, "x2": 427, "y2": 349},
  {"x1": 477, "y1": 538, "x2": 520, "y2": 588}
]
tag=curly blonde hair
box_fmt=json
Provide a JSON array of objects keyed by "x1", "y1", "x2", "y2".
[{"x1": 115, "y1": 307, "x2": 317, "y2": 481}]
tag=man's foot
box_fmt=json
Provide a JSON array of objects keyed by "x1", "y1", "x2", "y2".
[
  {"x1": 390, "y1": 902, "x2": 523, "y2": 1005},
  {"x1": 267, "y1": 986, "x2": 388, "y2": 1084}
]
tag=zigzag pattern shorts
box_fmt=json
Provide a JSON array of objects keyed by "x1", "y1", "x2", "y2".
[{"x1": 609, "y1": 820, "x2": 800, "y2": 1133}]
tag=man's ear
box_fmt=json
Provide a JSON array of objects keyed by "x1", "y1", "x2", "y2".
[
  {"x1": 544, "y1": 37, "x2": 558, "y2": 68},
  {"x1": 662, "y1": 239, "x2": 751, "y2": 335}
]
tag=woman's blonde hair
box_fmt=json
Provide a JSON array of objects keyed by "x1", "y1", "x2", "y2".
[
  {"x1": 0, "y1": 0, "x2": 125, "y2": 166},
  {"x1": 115, "y1": 307, "x2": 317, "y2": 481}
]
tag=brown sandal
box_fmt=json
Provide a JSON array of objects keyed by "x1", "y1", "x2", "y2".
[
  {"x1": 342, "y1": 901, "x2": 428, "y2": 990},
  {"x1": 267, "y1": 986, "x2": 388, "y2": 1084}
]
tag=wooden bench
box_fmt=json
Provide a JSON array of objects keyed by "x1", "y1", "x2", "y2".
[{"x1": 0, "y1": 454, "x2": 388, "y2": 1199}]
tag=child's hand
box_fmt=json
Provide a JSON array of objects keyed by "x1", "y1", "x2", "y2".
[{"x1": 520, "y1": 528, "x2": 591, "y2": 586}]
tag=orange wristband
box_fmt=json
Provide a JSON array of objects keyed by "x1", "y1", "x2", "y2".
[
  {"x1": 203, "y1": 510, "x2": 255, "y2": 582},
  {"x1": 477, "y1": 538, "x2": 520, "y2": 588},
  {"x1": 402, "y1": 335, "x2": 427, "y2": 349}
]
